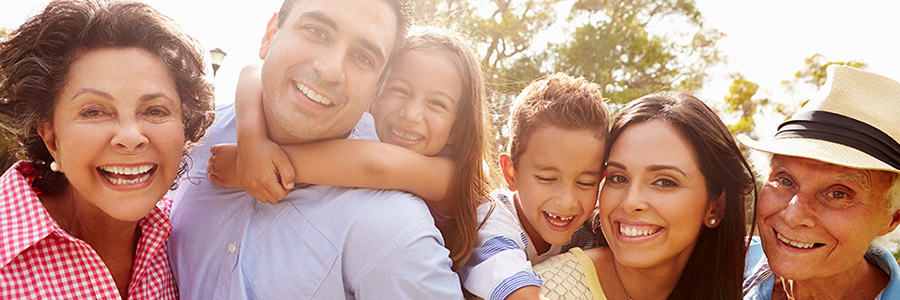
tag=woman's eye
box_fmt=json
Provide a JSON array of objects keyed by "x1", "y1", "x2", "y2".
[
  {"x1": 653, "y1": 178, "x2": 678, "y2": 188},
  {"x1": 81, "y1": 107, "x2": 106, "y2": 118},
  {"x1": 146, "y1": 107, "x2": 170, "y2": 117},
  {"x1": 608, "y1": 174, "x2": 628, "y2": 184}
]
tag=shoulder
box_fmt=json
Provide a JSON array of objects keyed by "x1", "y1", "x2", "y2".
[
  {"x1": 745, "y1": 236, "x2": 766, "y2": 269},
  {"x1": 867, "y1": 244, "x2": 900, "y2": 298},
  {"x1": 323, "y1": 188, "x2": 438, "y2": 239},
  {"x1": 348, "y1": 112, "x2": 379, "y2": 141}
]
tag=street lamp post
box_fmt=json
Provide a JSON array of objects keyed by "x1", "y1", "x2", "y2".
[{"x1": 209, "y1": 47, "x2": 227, "y2": 78}]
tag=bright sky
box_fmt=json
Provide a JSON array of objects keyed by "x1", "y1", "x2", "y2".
[{"x1": 2, "y1": 0, "x2": 898, "y2": 136}]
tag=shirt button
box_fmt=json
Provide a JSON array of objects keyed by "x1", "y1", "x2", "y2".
[{"x1": 228, "y1": 243, "x2": 237, "y2": 253}]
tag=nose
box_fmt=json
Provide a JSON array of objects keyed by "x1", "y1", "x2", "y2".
[
  {"x1": 553, "y1": 185, "x2": 581, "y2": 211},
  {"x1": 312, "y1": 46, "x2": 346, "y2": 83},
  {"x1": 111, "y1": 118, "x2": 148, "y2": 153},
  {"x1": 399, "y1": 99, "x2": 424, "y2": 123},
  {"x1": 620, "y1": 185, "x2": 649, "y2": 214},
  {"x1": 781, "y1": 192, "x2": 816, "y2": 228}
]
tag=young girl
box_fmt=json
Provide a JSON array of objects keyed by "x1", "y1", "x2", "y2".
[
  {"x1": 208, "y1": 26, "x2": 496, "y2": 270},
  {"x1": 531, "y1": 92, "x2": 755, "y2": 299}
]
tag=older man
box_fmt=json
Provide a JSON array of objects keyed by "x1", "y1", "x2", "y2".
[
  {"x1": 167, "y1": 0, "x2": 463, "y2": 299},
  {"x1": 740, "y1": 65, "x2": 900, "y2": 299}
]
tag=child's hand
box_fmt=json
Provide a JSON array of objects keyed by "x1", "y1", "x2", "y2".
[
  {"x1": 207, "y1": 143, "x2": 241, "y2": 188},
  {"x1": 236, "y1": 137, "x2": 296, "y2": 203}
]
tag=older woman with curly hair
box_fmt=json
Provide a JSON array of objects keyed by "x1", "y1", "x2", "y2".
[{"x1": 0, "y1": 0, "x2": 214, "y2": 299}]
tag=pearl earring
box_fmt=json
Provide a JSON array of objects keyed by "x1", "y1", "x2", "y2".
[
  {"x1": 50, "y1": 161, "x2": 60, "y2": 172},
  {"x1": 709, "y1": 218, "x2": 717, "y2": 226}
]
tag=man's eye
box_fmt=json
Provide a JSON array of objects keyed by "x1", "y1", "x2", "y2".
[
  {"x1": 830, "y1": 190, "x2": 848, "y2": 199},
  {"x1": 354, "y1": 53, "x2": 373, "y2": 66}
]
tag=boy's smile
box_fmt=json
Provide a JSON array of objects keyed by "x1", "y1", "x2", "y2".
[{"x1": 502, "y1": 125, "x2": 605, "y2": 253}]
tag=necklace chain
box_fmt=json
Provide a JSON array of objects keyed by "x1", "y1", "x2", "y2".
[{"x1": 612, "y1": 264, "x2": 634, "y2": 300}]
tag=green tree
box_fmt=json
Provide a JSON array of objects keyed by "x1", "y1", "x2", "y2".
[
  {"x1": 724, "y1": 74, "x2": 761, "y2": 136},
  {"x1": 792, "y1": 53, "x2": 866, "y2": 88},
  {"x1": 413, "y1": 0, "x2": 557, "y2": 92},
  {"x1": 552, "y1": 0, "x2": 724, "y2": 105}
]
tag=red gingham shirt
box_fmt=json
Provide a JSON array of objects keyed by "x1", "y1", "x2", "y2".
[{"x1": 0, "y1": 162, "x2": 177, "y2": 299}]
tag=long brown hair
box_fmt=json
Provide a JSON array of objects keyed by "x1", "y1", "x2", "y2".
[
  {"x1": 398, "y1": 26, "x2": 497, "y2": 270},
  {"x1": 600, "y1": 91, "x2": 755, "y2": 299}
]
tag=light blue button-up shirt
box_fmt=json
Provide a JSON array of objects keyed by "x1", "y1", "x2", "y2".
[{"x1": 168, "y1": 103, "x2": 462, "y2": 299}]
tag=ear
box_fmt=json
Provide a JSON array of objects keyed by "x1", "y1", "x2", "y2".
[
  {"x1": 36, "y1": 121, "x2": 59, "y2": 161},
  {"x1": 499, "y1": 153, "x2": 517, "y2": 191},
  {"x1": 259, "y1": 13, "x2": 279, "y2": 60},
  {"x1": 878, "y1": 210, "x2": 900, "y2": 236},
  {"x1": 705, "y1": 189, "x2": 726, "y2": 228}
]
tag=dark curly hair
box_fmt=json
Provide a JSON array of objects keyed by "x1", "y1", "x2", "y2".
[{"x1": 0, "y1": 0, "x2": 215, "y2": 194}]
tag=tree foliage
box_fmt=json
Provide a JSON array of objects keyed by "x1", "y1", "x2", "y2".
[
  {"x1": 724, "y1": 74, "x2": 760, "y2": 136},
  {"x1": 792, "y1": 53, "x2": 866, "y2": 88},
  {"x1": 553, "y1": 0, "x2": 724, "y2": 105},
  {"x1": 722, "y1": 54, "x2": 868, "y2": 140},
  {"x1": 412, "y1": 0, "x2": 557, "y2": 93}
]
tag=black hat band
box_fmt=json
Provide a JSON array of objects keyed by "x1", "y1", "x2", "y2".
[{"x1": 774, "y1": 110, "x2": 900, "y2": 170}]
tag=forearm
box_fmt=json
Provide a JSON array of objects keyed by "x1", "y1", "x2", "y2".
[
  {"x1": 234, "y1": 64, "x2": 268, "y2": 144},
  {"x1": 280, "y1": 140, "x2": 452, "y2": 202}
]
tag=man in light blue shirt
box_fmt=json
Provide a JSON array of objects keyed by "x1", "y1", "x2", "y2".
[{"x1": 167, "y1": 0, "x2": 462, "y2": 298}]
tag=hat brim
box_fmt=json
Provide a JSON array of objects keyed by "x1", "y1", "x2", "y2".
[{"x1": 737, "y1": 134, "x2": 900, "y2": 174}]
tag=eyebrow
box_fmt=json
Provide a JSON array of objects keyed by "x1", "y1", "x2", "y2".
[
  {"x1": 647, "y1": 164, "x2": 688, "y2": 177},
  {"x1": 300, "y1": 11, "x2": 387, "y2": 65},
  {"x1": 71, "y1": 89, "x2": 112, "y2": 102},
  {"x1": 834, "y1": 171, "x2": 871, "y2": 191},
  {"x1": 71, "y1": 89, "x2": 174, "y2": 103},
  {"x1": 772, "y1": 156, "x2": 871, "y2": 191},
  {"x1": 607, "y1": 161, "x2": 687, "y2": 177}
]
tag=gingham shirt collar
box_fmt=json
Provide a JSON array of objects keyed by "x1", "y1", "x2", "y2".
[
  {"x1": 0, "y1": 162, "x2": 58, "y2": 267},
  {"x1": 0, "y1": 161, "x2": 176, "y2": 299}
]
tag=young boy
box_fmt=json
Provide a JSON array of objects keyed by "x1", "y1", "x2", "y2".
[{"x1": 460, "y1": 73, "x2": 610, "y2": 300}]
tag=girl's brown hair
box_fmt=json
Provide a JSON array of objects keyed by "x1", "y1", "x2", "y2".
[{"x1": 598, "y1": 91, "x2": 755, "y2": 299}]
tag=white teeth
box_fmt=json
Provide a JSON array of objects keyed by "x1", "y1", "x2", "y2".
[
  {"x1": 99, "y1": 165, "x2": 154, "y2": 186},
  {"x1": 546, "y1": 212, "x2": 574, "y2": 221},
  {"x1": 99, "y1": 165, "x2": 153, "y2": 175},
  {"x1": 296, "y1": 83, "x2": 333, "y2": 106},
  {"x1": 106, "y1": 172, "x2": 152, "y2": 185},
  {"x1": 777, "y1": 232, "x2": 815, "y2": 249},
  {"x1": 619, "y1": 225, "x2": 658, "y2": 237},
  {"x1": 391, "y1": 129, "x2": 423, "y2": 141},
  {"x1": 545, "y1": 212, "x2": 575, "y2": 227}
]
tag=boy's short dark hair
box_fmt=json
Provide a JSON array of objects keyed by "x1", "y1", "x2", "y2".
[{"x1": 506, "y1": 73, "x2": 610, "y2": 165}]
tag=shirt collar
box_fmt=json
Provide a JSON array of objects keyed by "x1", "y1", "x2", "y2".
[{"x1": 0, "y1": 162, "x2": 60, "y2": 266}]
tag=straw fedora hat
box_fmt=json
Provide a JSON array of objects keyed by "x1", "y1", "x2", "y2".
[{"x1": 738, "y1": 65, "x2": 900, "y2": 173}]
